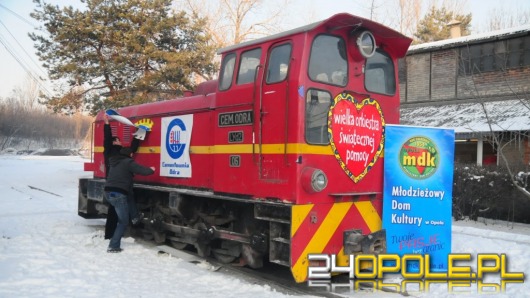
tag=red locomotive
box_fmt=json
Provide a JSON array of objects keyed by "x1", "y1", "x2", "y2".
[{"x1": 79, "y1": 13, "x2": 412, "y2": 282}]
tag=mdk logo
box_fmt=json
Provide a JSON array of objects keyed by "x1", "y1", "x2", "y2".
[{"x1": 399, "y1": 136, "x2": 438, "y2": 179}]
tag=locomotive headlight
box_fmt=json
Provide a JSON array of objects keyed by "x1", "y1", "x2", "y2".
[
  {"x1": 312, "y1": 170, "x2": 328, "y2": 192},
  {"x1": 301, "y1": 167, "x2": 328, "y2": 193},
  {"x1": 357, "y1": 31, "x2": 376, "y2": 58}
]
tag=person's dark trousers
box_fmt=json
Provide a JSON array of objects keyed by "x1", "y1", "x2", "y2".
[
  {"x1": 105, "y1": 192, "x2": 130, "y2": 250},
  {"x1": 104, "y1": 205, "x2": 118, "y2": 239}
]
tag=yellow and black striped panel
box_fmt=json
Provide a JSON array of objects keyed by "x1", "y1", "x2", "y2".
[{"x1": 291, "y1": 201, "x2": 382, "y2": 282}]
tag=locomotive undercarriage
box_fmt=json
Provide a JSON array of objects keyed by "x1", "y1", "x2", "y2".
[
  {"x1": 79, "y1": 178, "x2": 292, "y2": 268},
  {"x1": 136, "y1": 189, "x2": 270, "y2": 267}
]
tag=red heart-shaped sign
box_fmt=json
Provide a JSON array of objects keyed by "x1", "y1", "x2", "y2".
[{"x1": 328, "y1": 93, "x2": 385, "y2": 182}]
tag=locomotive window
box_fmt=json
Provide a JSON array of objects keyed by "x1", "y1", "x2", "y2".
[
  {"x1": 308, "y1": 35, "x2": 347, "y2": 87},
  {"x1": 219, "y1": 53, "x2": 236, "y2": 91},
  {"x1": 266, "y1": 43, "x2": 292, "y2": 84},
  {"x1": 365, "y1": 49, "x2": 396, "y2": 95},
  {"x1": 305, "y1": 89, "x2": 332, "y2": 145},
  {"x1": 237, "y1": 48, "x2": 262, "y2": 85}
]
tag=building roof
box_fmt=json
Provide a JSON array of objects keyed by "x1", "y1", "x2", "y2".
[
  {"x1": 408, "y1": 24, "x2": 530, "y2": 54},
  {"x1": 400, "y1": 99, "x2": 530, "y2": 139}
]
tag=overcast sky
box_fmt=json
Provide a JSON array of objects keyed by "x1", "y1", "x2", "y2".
[{"x1": 1, "y1": 0, "x2": 529, "y2": 99}]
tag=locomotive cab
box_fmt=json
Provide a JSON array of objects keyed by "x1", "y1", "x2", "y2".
[{"x1": 79, "y1": 13, "x2": 412, "y2": 283}]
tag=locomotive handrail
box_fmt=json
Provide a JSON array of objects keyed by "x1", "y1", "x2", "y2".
[
  {"x1": 283, "y1": 68, "x2": 291, "y2": 164},
  {"x1": 90, "y1": 121, "x2": 95, "y2": 163},
  {"x1": 253, "y1": 65, "x2": 264, "y2": 174}
]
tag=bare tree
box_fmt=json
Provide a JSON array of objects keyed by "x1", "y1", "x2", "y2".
[
  {"x1": 459, "y1": 45, "x2": 530, "y2": 200},
  {"x1": 0, "y1": 96, "x2": 25, "y2": 151},
  {"x1": 436, "y1": 0, "x2": 468, "y2": 15},
  {"x1": 366, "y1": 0, "x2": 383, "y2": 20},
  {"x1": 177, "y1": 0, "x2": 293, "y2": 48},
  {"x1": 377, "y1": 0, "x2": 422, "y2": 38},
  {"x1": 397, "y1": 0, "x2": 422, "y2": 37},
  {"x1": 350, "y1": 0, "x2": 385, "y2": 23},
  {"x1": 482, "y1": 7, "x2": 530, "y2": 32},
  {"x1": 0, "y1": 81, "x2": 93, "y2": 152},
  {"x1": 11, "y1": 74, "x2": 44, "y2": 112}
]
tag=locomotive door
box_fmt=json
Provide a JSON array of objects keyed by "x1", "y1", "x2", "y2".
[{"x1": 258, "y1": 42, "x2": 292, "y2": 182}]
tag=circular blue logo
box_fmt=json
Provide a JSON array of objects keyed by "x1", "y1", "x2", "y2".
[{"x1": 165, "y1": 118, "x2": 188, "y2": 159}]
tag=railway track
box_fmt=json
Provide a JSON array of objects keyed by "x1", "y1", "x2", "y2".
[
  {"x1": 130, "y1": 220, "x2": 530, "y2": 297},
  {"x1": 128, "y1": 226, "x2": 406, "y2": 297},
  {"x1": 125, "y1": 227, "x2": 414, "y2": 297},
  {"x1": 155, "y1": 244, "x2": 346, "y2": 297},
  {"x1": 154, "y1": 244, "x2": 412, "y2": 297}
]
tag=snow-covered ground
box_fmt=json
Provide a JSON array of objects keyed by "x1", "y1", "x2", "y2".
[{"x1": 0, "y1": 154, "x2": 528, "y2": 297}]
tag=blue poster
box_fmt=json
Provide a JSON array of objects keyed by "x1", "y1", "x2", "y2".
[{"x1": 383, "y1": 125, "x2": 455, "y2": 272}]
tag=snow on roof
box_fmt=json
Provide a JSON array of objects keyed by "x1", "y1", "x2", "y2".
[
  {"x1": 400, "y1": 99, "x2": 530, "y2": 138},
  {"x1": 408, "y1": 24, "x2": 530, "y2": 53}
]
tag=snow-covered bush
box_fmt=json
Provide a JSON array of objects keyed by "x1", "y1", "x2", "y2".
[{"x1": 453, "y1": 164, "x2": 530, "y2": 223}]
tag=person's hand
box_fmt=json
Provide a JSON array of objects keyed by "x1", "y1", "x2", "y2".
[{"x1": 104, "y1": 113, "x2": 109, "y2": 124}]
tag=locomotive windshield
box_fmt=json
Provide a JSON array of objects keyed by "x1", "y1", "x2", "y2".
[
  {"x1": 365, "y1": 49, "x2": 396, "y2": 95},
  {"x1": 308, "y1": 35, "x2": 347, "y2": 86},
  {"x1": 305, "y1": 34, "x2": 397, "y2": 145}
]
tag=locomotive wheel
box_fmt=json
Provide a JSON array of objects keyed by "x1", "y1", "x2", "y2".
[
  {"x1": 241, "y1": 242, "x2": 264, "y2": 268},
  {"x1": 238, "y1": 218, "x2": 266, "y2": 269},
  {"x1": 170, "y1": 240, "x2": 188, "y2": 250},
  {"x1": 212, "y1": 251, "x2": 237, "y2": 264},
  {"x1": 212, "y1": 240, "x2": 240, "y2": 264},
  {"x1": 194, "y1": 222, "x2": 211, "y2": 257},
  {"x1": 153, "y1": 231, "x2": 166, "y2": 244}
]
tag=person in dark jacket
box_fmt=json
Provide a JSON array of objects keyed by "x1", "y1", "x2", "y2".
[
  {"x1": 103, "y1": 113, "x2": 142, "y2": 239},
  {"x1": 104, "y1": 147, "x2": 155, "y2": 253}
]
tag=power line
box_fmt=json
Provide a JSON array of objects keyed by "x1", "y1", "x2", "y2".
[
  {"x1": 0, "y1": 3, "x2": 52, "y2": 97},
  {"x1": 0, "y1": 4, "x2": 37, "y2": 27},
  {"x1": 0, "y1": 34, "x2": 52, "y2": 97},
  {"x1": 0, "y1": 20, "x2": 46, "y2": 77}
]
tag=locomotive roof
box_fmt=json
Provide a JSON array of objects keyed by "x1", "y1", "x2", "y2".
[{"x1": 217, "y1": 13, "x2": 412, "y2": 58}]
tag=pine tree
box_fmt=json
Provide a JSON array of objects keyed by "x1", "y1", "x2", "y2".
[
  {"x1": 30, "y1": 0, "x2": 217, "y2": 114},
  {"x1": 414, "y1": 6, "x2": 472, "y2": 44}
]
